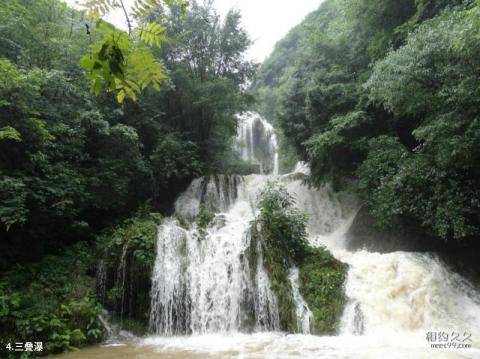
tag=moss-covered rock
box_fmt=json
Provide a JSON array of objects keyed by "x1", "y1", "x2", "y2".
[
  {"x1": 96, "y1": 210, "x2": 161, "y2": 329},
  {"x1": 253, "y1": 181, "x2": 347, "y2": 335},
  {"x1": 299, "y1": 246, "x2": 347, "y2": 334},
  {"x1": 255, "y1": 226, "x2": 298, "y2": 332}
]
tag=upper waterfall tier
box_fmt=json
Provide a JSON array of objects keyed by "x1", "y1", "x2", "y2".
[{"x1": 235, "y1": 112, "x2": 279, "y2": 175}]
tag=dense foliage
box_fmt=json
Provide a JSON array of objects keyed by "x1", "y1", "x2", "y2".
[
  {"x1": 252, "y1": 182, "x2": 346, "y2": 334},
  {"x1": 299, "y1": 246, "x2": 346, "y2": 334},
  {"x1": 0, "y1": 209, "x2": 160, "y2": 357},
  {"x1": 95, "y1": 210, "x2": 160, "y2": 333},
  {"x1": 195, "y1": 204, "x2": 215, "y2": 230},
  {"x1": 0, "y1": 0, "x2": 255, "y2": 270},
  {"x1": 257, "y1": 182, "x2": 309, "y2": 263},
  {"x1": 252, "y1": 182, "x2": 308, "y2": 332},
  {"x1": 0, "y1": 243, "x2": 103, "y2": 357},
  {"x1": 254, "y1": 0, "x2": 480, "y2": 244}
]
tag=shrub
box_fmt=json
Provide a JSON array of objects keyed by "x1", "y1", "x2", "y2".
[
  {"x1": 0, "y1": 243, "x2": 104, "y2": 357},
  {"x1": 95, "y1": 209, "x2": 161, "y2": 329},
  {"x1": 257, "y1": 182, "x2": 308, "y2": 263}
]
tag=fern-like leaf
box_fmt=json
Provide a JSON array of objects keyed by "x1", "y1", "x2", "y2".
[
  {"x1": 137, "y1": 23, "x2": 167, "y2": 47},
  {"x1": 77, "y1": 0, "x2": 120, "y2": 18}
]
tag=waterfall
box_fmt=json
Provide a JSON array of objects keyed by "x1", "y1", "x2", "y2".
[
  {"x1": 175, "y1": 175, "x2": 243, "y2": 222},
  {"x1": 289, "y1": 267, "x2": 313, "y2": 334},
  {"x1": 149, "y1": 112, "x2": 313, "y2": 335},
  {"x1": 338, "y1": 251, "x2": 480, "y2": 336},
  {"x1": 148, "y1": 111, "x2": 480, "y2": 352},
  {"x1": 251, "y1": 230, "x2": 281, "y2": 331},
  {"x1": 96, "y1": 259, "x2": 107, "y2": 306},
  {"x1": 149, "y1": 222, "x2": 191, "y2": 335},
  {"x1": 149, "y1": 174, "x2": 289, "y2": 335},
  {"x1": 114, "y1": 243, "x2": 129, "y2": 323},
  {"x1": 235, "y1": 112, "x2": 279, "y2": 175}
]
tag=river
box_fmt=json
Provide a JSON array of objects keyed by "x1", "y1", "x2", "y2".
[{"x1": 54, "y1": 333, "x2": 479, "y2": 358}]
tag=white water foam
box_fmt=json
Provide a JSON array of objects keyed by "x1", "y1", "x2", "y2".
[{"x1": 147, "y1": 112, "x2": 480, "y2": 357}]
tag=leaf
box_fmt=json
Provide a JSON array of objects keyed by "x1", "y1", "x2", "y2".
[
  {"x1": 0, "y1": 126, "x2": 22, "y2": 142},
  {"x1": 92, "y1": 78, "x2": 102, "y2": 94},
  {"x1": 138, "y1": 23, "x2": 166, "y2": 47},
  {"x1": 79, "y1": 1, "x2": 187, "y2": 102},
  {"x1": 116, "y1": 90, "x2": 126, "y2": 103},
  {"x1": 79, "y1": 56, "x2": 95, "y2": 70},
  {"x1": 78, "y1": 0, "x2": 120, "y2": 18}
]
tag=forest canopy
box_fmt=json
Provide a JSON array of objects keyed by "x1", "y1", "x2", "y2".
[
  {"x1": 0, "y1": 0, "x2": 255, "y2": 269},
  {"x1": 254, "y1": 0, "x2": 480, "y2": 242}
]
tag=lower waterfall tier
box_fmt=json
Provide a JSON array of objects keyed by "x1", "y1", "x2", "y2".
[
  {"x1": 149, "y1": 174, "x2": 348, "y2": 335},
  {"x1": 147, "y1": 170, "x2": 480, "y2": 348}
]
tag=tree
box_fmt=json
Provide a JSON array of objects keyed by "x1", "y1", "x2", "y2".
[
  {"x1": 140, "y1": 1, "x2": 256, "y2": 171},
  {"x1": 0, "y1": 0, "x2": 255, "y2": 269},
  {"x1": 362, "y1": 8, "x2": 480, "y2": 239},
  {"x1": 256, "y1": 0, "x2": 480, "y2": 241}
]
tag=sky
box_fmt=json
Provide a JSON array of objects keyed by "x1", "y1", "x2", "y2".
[
  {"x1": 66, "y1": 0, "x2": 322, "y2": 62},
  {"x1": 211, "y1": 0, "x2": 322, "y2": 61}
]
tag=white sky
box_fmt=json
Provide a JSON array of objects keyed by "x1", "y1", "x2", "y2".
[{"x1": 66, "y1": 0, "x2": 323, "y2": 62}]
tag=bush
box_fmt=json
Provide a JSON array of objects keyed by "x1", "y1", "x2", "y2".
[
  {"x1": 95, "y1": 209, "x2": 161, "y2": 329},
  {"x1": 0, "y1": 243, "x2": 104, "y2": 357},
  {"x1": 195, "y1": 204, "x2": 215, "y2": 230},
  {"x1": 257, "y1": 182, "x2": 308, "y2": 263}
]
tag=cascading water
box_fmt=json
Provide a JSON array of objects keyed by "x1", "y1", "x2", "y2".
[
  {"x1": 289, "y1": 267, "x2": 313, "y2": 334},
  {"x1": 149, "y1": 113, "x2": 306, "y2": 335},
  {"x1": 338, "y1": 251, "x2": 480, "y2": 336},
  {"x1": 149, "y1": 174, "x2": 290, "y2": 335},
  {"x1": 251, "y1": 233, "x2": 281, "y2": 331},
  {"x1": 144, "y1": 112, "x2": 480, "y2": 358},
  {"x1": 96, "y1": 259, "x2": 107, "y2": 306},
  {"x1": 115, "y1": 243, "x2": 129, "y2": 323},
  {"x1": 236, "y1": 111, "x2": 279, "y2": 175}
]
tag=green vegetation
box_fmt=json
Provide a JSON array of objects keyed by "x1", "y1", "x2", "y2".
[
  {"x1": 195, "y1": 204, "x2": 215, "y2": 230},
  {"x1": 252, "y1": 220, "x2": 297, "y2": 332},
  {"x1": 257, "y1": 183, "x2": 308, "y2": 263},
  {"x1": 78, "y1": 0, "x2": 189, "y2": 103},
  {"x1": 0, "y1": 0, "x2": 254, "y2": 270},
  {"x1": 0, "y1": 210, "x2": 160, "y2": 357},
  {"x1": 299, "y1": 247, "x2": 346, "y2": 334},
  {"x1": 0, "y1": 243, "x2": 103, "y2": 357},
  {"x1": 254, "y1": 0, "x2": 480, "y2": 246},
  {"x1": 253, "y1": 182, "x2": 346, "y2": 333},
  {"x1": 254, "y1": 183, "x2": 307, "y2": 332},
  {"x1": 96, "y1": 210, "x2": 160, "y2": 332}
]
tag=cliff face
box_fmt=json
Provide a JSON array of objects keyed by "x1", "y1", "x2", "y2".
[{"x1": 345, "y1": 206, "x2": 433, "y2": 253}]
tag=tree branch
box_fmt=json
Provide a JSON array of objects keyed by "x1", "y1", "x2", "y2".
[{"x1": 119, "y1": 0, "x2": 132, "y2": 36}]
